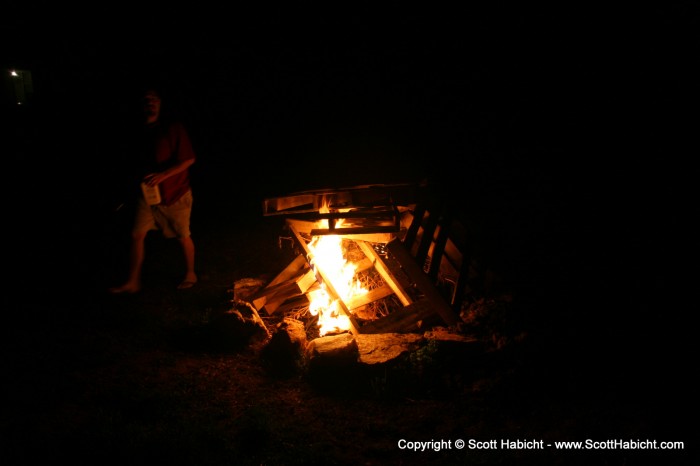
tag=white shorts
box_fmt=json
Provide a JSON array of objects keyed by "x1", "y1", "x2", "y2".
[{"x1": 132, "y1": 189, "x2": 193, "y2": 239}]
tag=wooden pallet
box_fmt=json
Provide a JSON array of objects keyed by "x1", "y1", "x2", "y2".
[{"x1": 253, "y1": 182, "x2": 480, "y2": 334}]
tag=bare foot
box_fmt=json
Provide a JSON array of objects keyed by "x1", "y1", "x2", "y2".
[
  {"x1": 108, "y1": 283, "x2": 141, "y2": 294},
  {"x1": 177, "y1": 279, "x2": 197, "y2": 290}
]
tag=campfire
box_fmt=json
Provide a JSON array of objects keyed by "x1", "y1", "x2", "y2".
[
  {"x1": 306, "y1": 222, "x2": 369, "y2": 335},
  {"x1": 250, "y1": 182, "x2": 467, "y2": 338}
]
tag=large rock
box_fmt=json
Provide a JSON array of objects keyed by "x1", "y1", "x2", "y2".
[
  {"x1": 206, "y1": 302, "x2": 269, "y2": 351},
  {"x1": 304, "y1": 333, "x2": 360, "y2": 391},
  {"x1": 261, "y1": 317, "x2": 308, "y2": 376},
  {"x1": 305, "y1": 333, "x2": 359, "y2": 367},
  {"x1": 302, "y1": 329, "x2": 488, "y2": 395},
  {"x1": 304, "y1": 330, "x2": 483, "y2": 368},
  {"x1": 423, "y1": 327, "x2": 486, "y2": 360},
  {"x1": 355, "y1": 333, "x2": 425, "y2": 365}
]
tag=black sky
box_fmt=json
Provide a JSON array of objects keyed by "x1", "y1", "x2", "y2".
[
  {"x1": 5, "y1": 5, "x2": 696, "y2": 308},
  {"x1": 6, "y1": 7, "x2": 625, "y2": 191}
]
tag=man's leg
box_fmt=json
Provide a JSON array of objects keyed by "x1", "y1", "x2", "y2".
[
  {"x1": 109, "y1": 230, "x2": 148, "y2": 294},
  {"x1": 177, "y1": 235, "x2": 197, "y2": 289}
]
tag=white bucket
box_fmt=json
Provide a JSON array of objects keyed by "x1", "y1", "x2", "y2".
[{"x1": 141, "y1": 182, "x2": 161, "y2": 205}]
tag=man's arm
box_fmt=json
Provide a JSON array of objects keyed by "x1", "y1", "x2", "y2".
[
  {"x1": 143, "y1": 157, "x2": 194, "y2": 187},
  {"x1": 144, "y1": 122, "x2": 196, "y2": 186}
]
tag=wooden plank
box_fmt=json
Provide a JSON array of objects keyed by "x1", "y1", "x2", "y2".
[
  {"x1": 251, "y1": 254, "x2": 309, "y2": 313},
  {"x1": 441, "y1": 234, "x2": 463, "y2": 275},
  {"x1": 286, "y1": 218, "x2": 398, "y2": 243},
  {"x1": 427, "y1": 210, "x2": 453, "y2": 282},
  {"x1": 415, "y1": 207, "x2": 441, "y2": 273},
  {"x1": 268, "y1": 254, "x2": 308, "y2": 287},
  {"x1": 340, "y1": 232, "x2": 396, "y2": 243},
  {"x1": 284, "y1": 218, "x2": 318, "y2": 236},
  {"x1": 353, "y1": 257, "x2": 374, "y2": 274},
  {"x1": 251, "y1": 266, "x2": 306, "y2": 304},
  {"x1": 263, "y1": 269, "x2": 317, "y2": 314},
  {"x1": 264, "y1": 183, "x2": 420, "y2": 217},
  {"x1": 386, "y1": 238, "x2": 459, "y2": 326},
  {"x1": 451, "y1": 251, "x2": 472, "y2": 313},
  {"x1": 310, "y1": 225, "x2": 399, "y2": 236},
  {"x1": 252, "y1": 267, "x2": 316, "y2": 313},
  {"x1": 356, "y1": 240, "x2": 413, "y2": 306},
  {"x1": 403, "y1": 204, "x2": 426, "y2": 250},
  {"x1": 346, "y1": 284, "x2": 394, "y2": 310},
  {"x1": 282, "y1": 207, "x2": 398, "y2": 221},
  {"x1": 272, "y1": 293, "x2": 312, "y2": 315},
  {"x1": 263, "y1": 193, "x2": 318, "y2": 215},
  {"x1": 358, "y1": 301, "x2": 438, "y2": 334}
]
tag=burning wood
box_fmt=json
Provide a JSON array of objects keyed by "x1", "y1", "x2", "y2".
[
  {"x1": 251, "y1": 255, "x2": 316, "y2": 315},
  {"x1": 291, "y1": 222, "x2": 363, "y2": 336},
  {"x1": 256, "y1": 182, "x2": 467, "y2": 337}
]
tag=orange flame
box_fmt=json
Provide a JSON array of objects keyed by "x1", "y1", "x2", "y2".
[{"x1": 307, "y1": 213, "x2": 368, "y2": 336}]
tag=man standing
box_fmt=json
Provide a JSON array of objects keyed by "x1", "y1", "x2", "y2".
[{"x1": 109, "y1": 87, "x2": 197, "y2": 293}]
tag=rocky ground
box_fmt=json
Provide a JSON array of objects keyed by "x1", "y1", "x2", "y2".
[{"x1": 4, "y1": 197, "x2": 693, "y2": 466}]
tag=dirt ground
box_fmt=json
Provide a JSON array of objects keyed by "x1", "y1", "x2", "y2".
[{"x1": 4, "y1": 197, "x2": 693, "y2": 466}]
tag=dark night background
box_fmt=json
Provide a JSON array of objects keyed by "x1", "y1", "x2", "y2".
[{"x1": 3, "y1": 3, "x2": 696, "y2": 458}]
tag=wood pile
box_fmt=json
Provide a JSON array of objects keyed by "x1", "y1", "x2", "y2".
[{"x1": 253, "y1": 182, "x2": 480, "y2": 335}]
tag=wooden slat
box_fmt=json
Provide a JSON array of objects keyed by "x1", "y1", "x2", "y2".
[
  {"x1": 415, "y1": 207, "x2": 441, "y2": 273},
  {"x1": 264, "y1": 254, "x2": 307, "y2": 288},
  {"x1": 451, "y1": 251, "x2": 472, "y2": 313},
  {"x1": 403, "y1": 204, "x2": 426, "y2": 251},
  {"x1": 427, "y1": 210, "x2": 453, "y2": 282},
  {"x1": 353, "y1": 257, "x2": 374, "y2": 274},
  {"x1": 252, "y1": 266, "x2": 316, "y2": 313},
  {"x1": 387, "y1": 238, "x2": 459, "y2": 326},
  {"x1": 356, "y1": 240, "x2": 413, "y2": 307},
  {"x1": 441, "y1": 234, "x2": 463, "y2": 275},
  {"x1": 346, "y1": 284, "x2": 394, "y2": 310},
  {"x1": 310, "y1": 225, "x2": 399, "y2": 236},
  {"x1": 263, "y1": 182, "x2": 420, "y2": 217},
  {"x1": 285, "y1": 218, "x2": 397, "y2": 244},
  {"x1": 265, "y1": 269, "x2": 317, "y2": 314},
  {"x1": 262, "y1": 193, "x2": 318, "y2": 214},
  {"x1": 358, "y1": 301, "x2": 438, "y2": 334},
  {"x1": 271, "y1": 293, "x2": 312, "y2": 315}
]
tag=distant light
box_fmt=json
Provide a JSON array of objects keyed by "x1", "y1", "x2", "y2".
[{"x1": 10, "y1": 70, "x2": 18, "y2": 77}]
